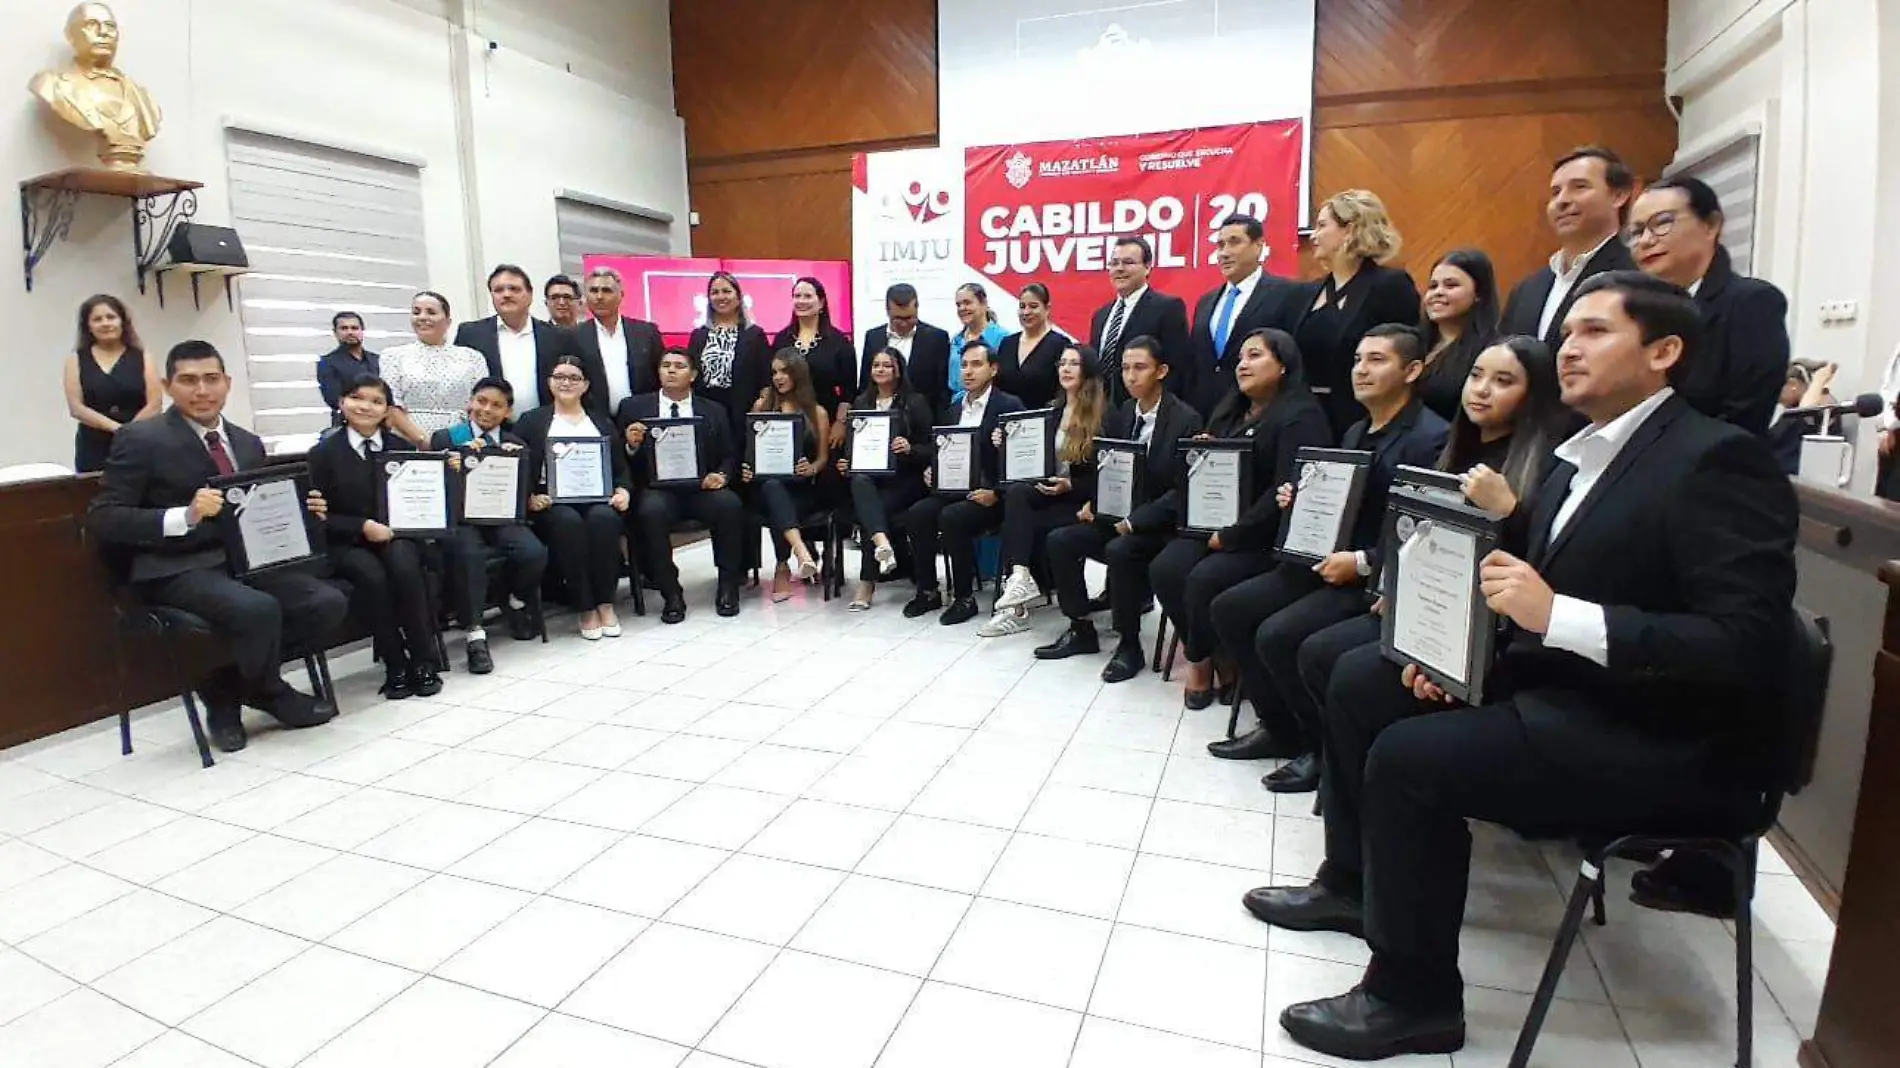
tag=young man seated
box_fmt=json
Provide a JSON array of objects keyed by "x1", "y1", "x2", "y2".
[
  {"x1": 1039, "y1": 336, "x2": 1202, "y2": 680},
  {"x1": 1246, "y1": 273, "x2": 1798, "y2": 1060},
  {"x1": 429, "y1": 377, "x2": 550, "y2": 669},
  {"x1": 87, "y1": 340, "x2": 350, "y2": 753},
  {"x1": 617, "y1": 346, "x2": 746, "y2": 622}
]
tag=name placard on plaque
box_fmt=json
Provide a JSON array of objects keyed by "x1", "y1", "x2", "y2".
[
  {"x1": 933, "y1": 425, "x2": 981, "y2": 496},
  {"x1": 459, "y1": 450, "x2": 527, "y2": 525},
  {"x1": 747, "y1": 412, "x2": 805, "y2": 479},
  {"x1": 1377, "y1": 487, "x2": 1504, "y2": 703},
  {"x1": 1275, "y1": 447, "x2": 1372, "y2": 565},
  {"x1": 1178, "y1": 438, "x2": 1253, "y2": 536},
  {"x1": 847, "y1": 410, "x2": 898, "y2": 475},
  {"x1": 644, "y1": 417, "x2": 704, "y2": 487},
  {"x1": 547, "y1": 436, "x2": 613, "y2": 504},
  {"x1": 999, "y1": 407, "x2": 1056, "y2": 483},
  {"x1": 208, "y1": 465, "x2": 321, "y2": 577},
  {"x1": 378, "y1": 451, "x2": 455, "y2": 538},
  {"x1": 1093, "y1": 437, "x2": 1145, "y2": 522}
]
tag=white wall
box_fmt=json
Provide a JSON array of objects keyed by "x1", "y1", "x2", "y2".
[{"x1": 0, "y1": 0, "x2": 684, "y2": 468}]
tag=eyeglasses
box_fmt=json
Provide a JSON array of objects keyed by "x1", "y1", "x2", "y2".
[
  {"x1": 1622, "y1": 211, "x2": 1680, "y2": 245},
  {"x1": 549, "y1": 373, "x2": 586, "y2": 384},
  {"x1": 546, "y1": 293, "x2": 578, "y2": 303}
]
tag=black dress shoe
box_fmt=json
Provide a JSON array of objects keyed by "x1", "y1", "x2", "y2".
[
  {"x1": 206, "y1": 713, "x2": 247, "y2": 753},
  {"x1": 1264, "y1": 751, "x2": 1320, "y2": 793},
  {"x1": 1207, "y1": 727, "x2": 1302, "y2": 761},
  {"x1": 267, "y1": 689, "x2": 338, "y2": 728},
  {"x1": 506, "y1": 608, "x2": 538, "y2": 642},
  {"x1": 1101, "y1": 643, "x2": 1144, "y2": 683},
  {"x1": 716, "y1": 578, "x2": 741, "y2": 617},
  {"x1": 410, "y1": 665, "x2": 444, "y2": 699},
  {"x1": 1630, "y1": 852, "x2": 1738, "y2": 919},
  {"x1": 1242, "y1": 882, "x2": 1364, "y2": 936},
  {"x1": 466, "y1": 639, "x2": 494, "y2": 675},
  {"x1": 1184, "y1": 688, "x2": 1214, "y2": 710},
  {"x1": 1034, "y1": 623, "x2": 1100, "y2": 659},
  {"x1": 1086, "y1": 591, "x2": 1111, "y2": 614},
  {"x1": 903, "y1": 589, "x2": 944, "y2": 618},
  {"x1": 661, "y1": 594, "x2": 688, "y2": 625},
  {"x1": 939, "y1": 596, "x2": 978, "y2": 626},
  {"x1": 1281, "y1": 987, "x2": 1465, "y2": 1060},
  {"x1": 379, "y1": 667, "x2": 414, "y2": 701}
]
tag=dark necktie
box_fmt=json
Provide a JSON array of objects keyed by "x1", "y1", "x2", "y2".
[
  {"x1": 1100, "y1": 298, "x2": 1128, "y2": 376},
  {"x1": 204, "y1": 430, "x2": 236, "y2": 477},
  {"x1": 670, "y1": 401, "x2": 681, "y2": 419}
]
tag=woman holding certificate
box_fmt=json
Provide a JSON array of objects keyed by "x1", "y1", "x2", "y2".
[
  {"x1": 1148, "y1": 328, "x2": 1332, "y2": 710},
  {"x1": 836, "y1": 347, "x2": 934, "y2": 610},
  {"x1": 978, "y1": 345, "x2": 1108, "y2": 637},
  {"x1": 745, "y1": 350, "x2": 831, "y2": 601},
  {"x1": 518, "y1": 355, "x2": 632, "y2": 639},
  {"x1": 995, "y1": 284, "x2": 1071, "y2": 410},
  {"x1": 771, "y1": 277, "x2": 857, "y2": 451},
  {"x1": 686, "y1": 271, "x2": 772, "y2": 439},
  {"x1": 380, "y1": 291, "x2": 491, "y2": 445},
  {"x1": 308, "y1": 375, "x2": 444, "y2": 699}
]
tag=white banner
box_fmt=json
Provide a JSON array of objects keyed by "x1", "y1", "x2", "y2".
[{"x1": 851, "y1": 147, "x2": 1013, "y2": 345}]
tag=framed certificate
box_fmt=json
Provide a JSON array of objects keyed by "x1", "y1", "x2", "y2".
[
  {"x1": 644, "y1": 417, "x2": 704, "y2": 487},
  {"x1": 1274, "y1": 447, "x2": 1372, "y2": 565},
  {"x1": 1177, "y1": 439, "x2": 1253, "y2": 537},
  {"x1": 999, "y1": 407, "x2": 1057, "y2": 484},
  {"x1": 207, "y1": 465, "x2": 322, "y2": 577},
  {"x1": 847, "y1": 410, "x2": 898, "y2": 475},
  {"x1": 458, "y1": 449, "x2": 527, "y2": 525},
  {"x1": 1393, "y1": 464, "x2": 1468, "y2": 508},
  {"x1": 747, "y1": 412, "x2": 805, "y2": 480},
  {"x1": 932, "y1": 425, "x2": 981, "y2": 496},
  {"x1": 546, "y1": 435, "x2": 613, "y2": 504},
  {"x1": 1377, "y1": 487, "x2": 1504, "y2": 703},
  {"x1": 376, "y1": 451, "x2": 456, "y2": 538},
  {"x1": 1093, "y1": 438, "x2": 1145, "y2": 522}
]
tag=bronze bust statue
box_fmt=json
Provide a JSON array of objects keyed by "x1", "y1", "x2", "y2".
[{"x1": 29, "y1": 3, "x2": 163, "y2": 172}]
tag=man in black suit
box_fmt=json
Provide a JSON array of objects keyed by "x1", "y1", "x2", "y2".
[
  {"x1": 1089, "y1": 237, "x2": 1191, "y2": 406},
  {"x1": 88, "y1": 341, "x2": 349, "y2": 753},
  {"x1": 455, "y1": 264, "x2": 605, "y2": 413},
  {"x1": 618, "y1": 347, "x2": 746, "y2": 622},
  {"x1": 315, "y1": 311, "x2": 378, "y2": 426},
  {"x1": 902, "y1": 340, "x2": 1025, "y2": 625},
  {"x1": 1040, "y1": 338, "x2": 1203, "y2": 680},
  {"x1": 1182, "y1": 214, "x2": 1302, "y2": 417},
  {"x1": 1247, "y1": 272, "x2": 1797, "y2": 1060},
  {"x1": 1500, "y1": 146, "x2": 1637, "y2": 353},
  {"x1": 861, "y1": 283, "x2": 953, "y2": 414},
  {"x1": 571, "y1": 266, "x2": 666, "y2": 411}
]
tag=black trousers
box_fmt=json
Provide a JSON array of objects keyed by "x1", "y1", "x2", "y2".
[
  {"x1": 1148, "y1": 540, "x2": 1278, "y2": 663},
  {"x1": 537, "y1": 503, "x2": 623, "y2": 609},
  {"x1": 842, "y1": 473, "x2": 925, "y2": 581},
  {"x1": 634, "y1": 485, "x2": 744, "y2": 593},
  {"x1": 1295, "y1": 612, "x2": 1381, "y2": 728},
  {"x1": 1208, "y1": 565, "x2": 1327, "y2": 743},
  {"x1": 999, "y1": 481, "x2": 1083, "y2": 574},
  {"x1": 138, "y1": 565, "x2": 348, "y2": 716},
  {"x1": 755, "y1": 478, "x2": 821, "y2": 562},
  {"x1": 332, "y1": 541, "x2": 439, "y2": 671},
  {"x1": 1046, "y1": 523, "x2": 1168, "y2": 640},
  {"x1": 1317, "y1": 643, "x2": 1752, "y2": 1012},
  {"x1": 904, "y1": 494, "x2": 999, "y2": 597},
  {"x1": 1256, "y1": 580, "x2": 1371, "y2": 749},
  {"x1": 446, "y1": 524, "x2": 547, "y2": 630}
]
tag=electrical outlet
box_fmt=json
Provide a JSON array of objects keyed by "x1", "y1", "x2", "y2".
[{"x1": 1819, "y1": 300, "x2": 1862, "y2": 324}]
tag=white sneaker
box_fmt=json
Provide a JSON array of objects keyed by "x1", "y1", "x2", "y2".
[
  {"x1": 977, "y1": 605, "x2": 1031, "y2": 638},
  {"x1": 994, "y1": 571, "x2": 1042, "y2": 610}
]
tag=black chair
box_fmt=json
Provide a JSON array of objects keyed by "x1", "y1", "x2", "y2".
[
  {"x1": 1508, "y1": 607, "x2": 1833, "y2": 1068},
  {"x1": 747, "y1": 508, "x2": 844, "y2": 602}
]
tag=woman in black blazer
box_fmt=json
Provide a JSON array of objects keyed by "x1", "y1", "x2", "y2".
[
  {"x1": 516, "y1": 356, "x2": 633, "y2": 639},
  {"x1": 1293, "y1": 189, "x2": 1423, "y2": 438},
  {"x1": 686, "y1": 271, "x2": 773, "y2": 441},
  {"x1": 836, "y1": 347, "x2": 936, "y2": 609},
  {"x1": 307, "y1": 374, "x2": 443, "y2": 699},
  {"x1": 995, "y1": 283, "x2": 1072, "y2": 410},
  {"x1": 771, "y1": 275, "x2": 858, "y2": 452}
]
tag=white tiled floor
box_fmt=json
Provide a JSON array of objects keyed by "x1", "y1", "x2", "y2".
[{"x1": 0, "y1": 543, "x2": 1831, "y2": 1067}]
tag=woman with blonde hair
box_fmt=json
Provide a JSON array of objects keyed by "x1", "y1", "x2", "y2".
[{"x1": 1293, "y1": 189, "x2": 1422, "y2": 437}]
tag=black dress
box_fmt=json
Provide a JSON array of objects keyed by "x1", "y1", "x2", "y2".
[
  {"x1": 74, "y1": 347, "x2": 148, "y2": 474},
  {"x1": 996, "y1": 330, "x2": 1072, "y2": 410}
]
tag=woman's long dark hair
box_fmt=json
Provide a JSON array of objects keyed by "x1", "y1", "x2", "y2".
[
  {"x1": 1056, "y1": 343, "x2": 1108, "y2": 465},
  {"x1": 1437, "y1": 335, "x2": 1565, "y2": 501},
  {"x1": 1419, "y1": 249, "x2": 1501, "y2": 384},
  {"x1": 76, "y1": 294, "x2": 142, "y2": 354},
  {"x1": 707, "y1": 271, "x2": 750, "y2": 329},
  {"x1": 791, "y1": 276, "x2": 837, "y2": 336},
  {"x1": 762, "y1": 348, "x2": 824, "y2": 427},
  {"x1": 854, "y1": 346, "x2": 915, "y2": 408},
  {"x1": 1209, "y1": 327, "x2": 1322, "y2": 430}
]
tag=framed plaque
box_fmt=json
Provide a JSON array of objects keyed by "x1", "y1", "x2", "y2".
[
  {"x1": 546, "y1": 435, "x2": 613, "y2": 504},
  {"x1": 644, "y1": 417, "x2": 704, "y2": 487},
  {"x1": 847, "y1": 409, "x2": 898, "y2": 475},
  {"x1": 998, "y1": 407, "x2": 1057, "y2": 484},
  {"x1": 1178, "y1": 438, "x2": 1253, "y2": 537},
  {"x1": 1274, "y1": 447, "x2": 1372, "y2": 565},
  {"x1": 207, "y1": 465, "x2": 322, "y2": 577},
  {"x1": 458, "y1": 448, "x2": 527, "y2": 525},
  {"x1": 932, "y1": 425, "x2": 981, "y2": 496},
  {"x1": 1377, "y1": 486, "x2": 1504, "y2": 703},
  {"x1": 376, "y1": 451, "x2": 456, "y2": 538},
  {"x1": 747, "y1": 412, "x2": 805, "y2": 480},
  {"x1": 1393, "y1": 464, "x2": 1468, "y2": 509},
  {"x1": 1093, "y1": 437, "x2": 1145, "y2": 522}
]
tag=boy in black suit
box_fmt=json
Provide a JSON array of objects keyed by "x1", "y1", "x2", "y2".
[
  {"x1": 1248, "y1": 273, "x2": 1797, "y2": 1061},
  {"x1": 429, "y1": 377, "x2": 549, "y2": 668},
  {"x1": 87, "y1": 341, "x2": 348, "y2": 753}
]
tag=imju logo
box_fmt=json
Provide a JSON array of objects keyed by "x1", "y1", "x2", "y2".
[
  {"x1": 1005, "y1": 151, "x2": 1034, "y2": 190},
  {"x1": 897, "y1": 181, "x2": 952, "y2": 224}
]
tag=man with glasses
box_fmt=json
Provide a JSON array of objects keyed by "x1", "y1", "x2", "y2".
[
  {"x1": 544, "y1": 275, "x2": 583, "y2": 328},
  {"x1": 569, "y1": 266, "x2": 667, "y2": 410},
  {"x1": 861, "y1": 283, "x2": 953, "y2": 414},
  {"x1": 1500, "y1": 146, "x2": 1637, "y2": 354},
  {"x1": 1088, "y1": 236, "x2": 1191, "y2": 406}
]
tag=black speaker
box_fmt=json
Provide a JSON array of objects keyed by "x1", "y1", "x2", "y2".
[{"x1": 165, "y1": 223, "x2": 248, "y2": 269}]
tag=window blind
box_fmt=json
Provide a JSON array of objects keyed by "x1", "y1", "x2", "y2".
[
  {"x1": 1665, "y1": 132, "x2": 1761, "y2": 277},
  {"x1": 555, "y1": 194, "x2": 674, "y2": 278}
]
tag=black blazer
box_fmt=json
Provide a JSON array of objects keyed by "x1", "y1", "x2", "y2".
[
  {"x1": 1340, "y1": 400, "x2": 1453, "y2": 571},
  {"x1": 1504, "y1": 395, "x2": 1797, "y2": 781},
  {"x1": 1501, "y1": 239, "x2": 1636, "y2": 353},
  {"x1": 568, "y1": 316, "x2": 667, "y2": 404},
  {"x1": 1088, "y1": 288, "x2": 1192, "y2": 405},
  {"x1": 1200, "y1": 395, "x2": 1335, "y2": 553},
  {"x1": 87, "y1": 409, "x2": 271, "y2": 582},
  {"x1": 848, "y1": 390, "x2": 938, "y2": 475},
  {"x1": 315, "y1": 346, "x2": 380, "y2": 418},
  {"x1": 513, "y1": 405, "x2": 632, "y2": 497},
  {"x1": 995, "y1": 330, "x2": 1074, "y2": 411},
  {"x1": 1103, "y1": 391, "x2": 1205, "y2": 535},
  {"x1": 307, "y1": 427, "x2": 411, "y2": 548},
  {"x1": 771, "y1": 326, "x2": 858, "y2": 415},
  {"x1": 861, "y1": 323, "x2": 953, "y2": 415},
  {"x1": 941, "y1": 388, "x2": 1026, "y2": 488},
  {"x1": 685, "y1": 322, "x2": 774, "y2": 433},
  {"x1": 1676, "y1": 250, "x2": 1791, "y2": 433},
  {"x1": 455, "y1": 316, "x2": 603, "y2": 414},
  {"x1": 1288, "y1": 263, "x2": 1423, "y2": 402},
  {"x1": 1183, "y1": 272, "x2": 1306, "y2": 417},
  {"x1": 615, "y1": 391, "x2": 738, "y2": 487}
]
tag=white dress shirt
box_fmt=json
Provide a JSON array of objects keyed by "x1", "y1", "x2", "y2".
[
  {"x1": 347, "y1": 427, "x2": 382, "y2": 459},
  {"x1": 658, "y1": 392, "x2": 695, "y2": 421},
  {"x1": 1132, "y1": 394, "x2": 1162, "y2": 444},
  {"x1": 1111, "y1": 284, "x2": 1150, "y2": 327},
  {"x1": 596, "y1": 319, "x2": 632, "y2": 406},
  {"x1": 496, "y1": 318, "x2": 540, "y2": 405},
  {"x1": 886, "y1": 328, "x2": 915, "y2": 364},
  {"x1": 1537, "y1": 234, "x2": 1617, "y2": 339},
  {"x1": 1540, "y1": 386, "x2": 1677, "y2": 666},
  {"x1": 163, "y1": 417, "x2": 234, "y2": 537},
  {"x1": 959, "y1": 387, "x2": 991, "y2": 427}
]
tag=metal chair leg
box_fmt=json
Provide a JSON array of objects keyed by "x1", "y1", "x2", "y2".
[
  {"x1": 1591, "y1": 881, "x2": 1608, "y2": 926},
  {"x1": 181, "y1": 690, "x2": 214, "y2": 769},
  {"x1": 530, "y1": 587, "x2": 549, "y2": 643},
  {"x1": 304, "y1": 655, "x2": 322, "y2": 694},
  {"x1": 1161, "y1": 635, "x2": 1180, "y2": 681},
  {"x1": 314, "y1": 651, "x2": 338, "y2": 708},
  {"x1": 1509, "y1": 860, "x2": 1603, "y2": 1068},
  {"x1": 1151, "y1": 615, "x2": 1169, "y2": 673},
  {"x1": 119, "y1": 710, "x2": 133, "y2": 756},
  {"x1": 1224, "y1": 677, "x2": 1244, "y2": 739},
  {"x1": 1735, "y1": 842, "x2": 1758, "y2": 1068}
]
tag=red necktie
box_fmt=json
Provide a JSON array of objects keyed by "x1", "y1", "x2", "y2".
[{"x1": 204, "y1": 430, "x2": 237, "y2": 477}]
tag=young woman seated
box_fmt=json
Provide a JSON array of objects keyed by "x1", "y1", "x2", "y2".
[
  {"x1": 744, "y1": 349, "x2": 832, "y2": 601},
  {"x1": 517, "y1": 355, "x2": 633, "y2": 639},
  {"x1": 835, "y1": 347, "x2": 935, "y2": 610}
]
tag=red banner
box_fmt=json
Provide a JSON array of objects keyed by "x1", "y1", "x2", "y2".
[{"x1": 964, "y1": 120, "x2": 1303, "y2": 339}]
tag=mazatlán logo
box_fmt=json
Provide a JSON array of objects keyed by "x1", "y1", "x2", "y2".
[{"x1": 1005, "y1": 152, "x2": 1034, "y2": 190}]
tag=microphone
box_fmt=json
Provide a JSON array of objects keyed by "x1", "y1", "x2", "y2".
[{"x1": 1785, "y1": 393, "x2": 1885, "y2": 420}]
